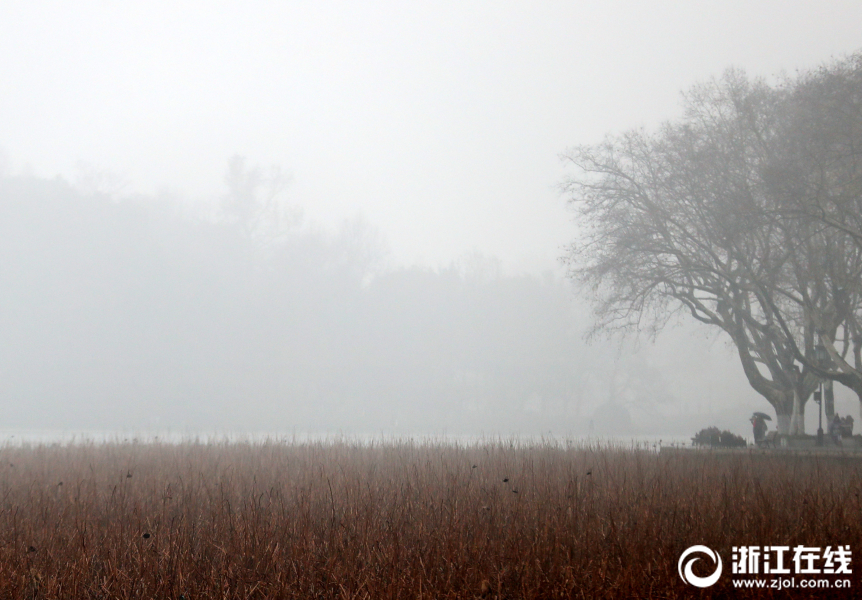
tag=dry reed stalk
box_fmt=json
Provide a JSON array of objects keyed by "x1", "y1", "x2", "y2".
[{"x1": 0, "y1": 440, "x2": 858, "y2": 598}]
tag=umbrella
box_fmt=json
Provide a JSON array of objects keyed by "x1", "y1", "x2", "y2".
[{"x1": 752, "y1": 412, "x2": 772, "y2": 421}]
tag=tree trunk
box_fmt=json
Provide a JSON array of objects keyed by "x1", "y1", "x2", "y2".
[
  {"x1": 776, "y1": 412, "x2": 790, "y2": 435},
  {"x1": 773, "y1": 392, "x2": 794, "y2": 435},
  {"x1": 851, "y1": 381, "x2": 862, "y2": 422},
  {"x1": 788, "y1": 387, "x2": 805, "y2": 435},
  {"x1": 730, "y1": 332, "x2": 797, "y2": 435}
]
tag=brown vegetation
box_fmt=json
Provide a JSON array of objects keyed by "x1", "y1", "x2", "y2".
[{"x1": 0, "y1": 440, "x2": 860, "y2": 598}]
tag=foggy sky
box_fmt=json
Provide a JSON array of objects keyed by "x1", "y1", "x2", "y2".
[
  {"x1": 1, "y1": 3, "x2": 860, "y2": 440},
  {"x1": 2, "y1": 1, "x2": 861, "y2": 272}
]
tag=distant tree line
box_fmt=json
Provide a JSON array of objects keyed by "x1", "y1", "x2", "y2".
[
  {"x1": 562, "y1": 52, "x2": 862, "y2": 434},
  {"x1": 0, "y1": 167, "x2": 671, "y2": 433}
]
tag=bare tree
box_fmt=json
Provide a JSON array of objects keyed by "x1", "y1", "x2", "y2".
[
  {"x1": 221, "y1": 154, "x2": 300, "y2": 247},
  {"x1": 758, "y1": 53, "x2": 862, "y2": 404},
  {"x1": 561, "y1": 70, "x2": 823, "y2": 433}
]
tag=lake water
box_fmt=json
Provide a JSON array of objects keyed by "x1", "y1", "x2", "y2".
[{"x1": 0, "y1": 428, "x2": 693, "y2": 449}]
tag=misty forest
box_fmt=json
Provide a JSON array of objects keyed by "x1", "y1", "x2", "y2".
[
  {"x1": 0, "y1": 161, "x2": 671, "y2": 437},
  {"x1": 3, "y1": 6, "x2": 862, "y2": 597}
]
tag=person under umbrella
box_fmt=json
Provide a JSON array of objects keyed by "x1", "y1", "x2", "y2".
[{"x1": 750, "y1": 412, "x2": 771, "y2": 445}]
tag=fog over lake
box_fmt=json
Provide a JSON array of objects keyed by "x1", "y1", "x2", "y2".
[{"x1": 1, "y1": 1, "x2": 860, "y2": 441}]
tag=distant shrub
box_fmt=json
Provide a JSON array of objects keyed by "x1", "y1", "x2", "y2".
[
  {"x1": 719, "y1": 430, "x2": 748, "y2": 447},
  {"x1": 692, "y1": 426, "x2": 720, "y2": 447},
  {"x1": 692, "y1": 426, "x2": 747, "y2": 448}
]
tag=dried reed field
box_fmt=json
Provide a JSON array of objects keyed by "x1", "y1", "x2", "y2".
[{"x1": 0, "y1": 440, "x2": 860, "y2": 599}]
